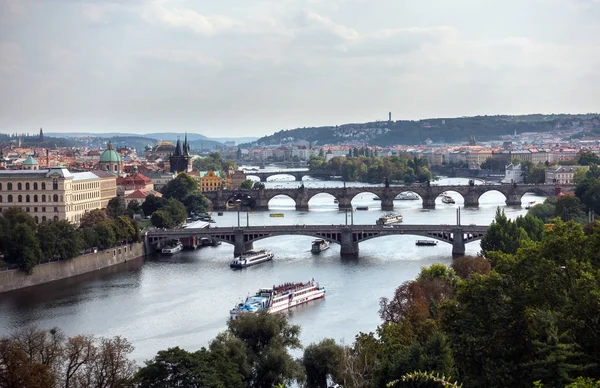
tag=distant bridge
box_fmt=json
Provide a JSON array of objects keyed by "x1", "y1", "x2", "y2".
[
  {"x1": 147, "y1": 224, "x2": 489, "y2": 257},
  {"x1": 242, "y1": 168, "x2": 335, "y2": 182},
  {"x1": 203, "y1": 183, "x2": 573, "y2": 211}
]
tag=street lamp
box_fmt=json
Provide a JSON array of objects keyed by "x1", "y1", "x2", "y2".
[{"x1": 236, "y1": 199, "x2": 241, "y2": 228}]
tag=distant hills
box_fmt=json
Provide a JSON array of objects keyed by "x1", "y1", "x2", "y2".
[{"x1": 247, "y1": 114, "x2": 600, "y2": 147}]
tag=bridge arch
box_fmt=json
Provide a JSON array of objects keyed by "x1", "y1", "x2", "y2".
[
  {"x1": 350, "y1": 191, "x2": 384, "y2": 209},
  {"x1": 434, "y1": 190, "x2": 464, "y2": 205},
  {"x1": 266, "y1": 173, "x2": 298, "y2": 182},
  {"x1": 477, "y1": 189, "x2": 508, "y2": 205},
  {"x1": 307, "y1": 192, "x2": 340, "y2": 210},
  {"x1": 267, "y1": 194, "x2": 297, "y2": 210}
]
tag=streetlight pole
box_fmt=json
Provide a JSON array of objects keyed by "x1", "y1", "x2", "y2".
[{"x1": 236, "y1": 199, "x2": 241, "y2": 227}]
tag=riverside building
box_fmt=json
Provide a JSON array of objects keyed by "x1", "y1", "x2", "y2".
[{"x1": 0, "y1": 164, "x2": 117, "y2": 224}]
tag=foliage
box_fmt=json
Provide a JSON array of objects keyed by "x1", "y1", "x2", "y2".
[
  {"x1": 80, "y1": 209, "x2": 109, "y2": 229},
  {"x1": 192, "y1": 152, "x2": 236, "y2": 173},
  {"x1": 480, "y1": 157, "x2": 506, "y2": 172},
  {"x1": 107, "y1": 196, "x2": 127, "y2": 218},
  {"x1": 182, "y1": 193, "x2": 209, "y2": 215},
  {"x1": 451, "y1": 256, "x2": 491, "y2": 279},
  {"x1": 303, "y1": 338, "x2": 344, "y2": 388},
  {"x1": 0, "y1": 208, "x2": 42, "y2": 272},
  {"x1": 141, "y1": 194, "x2": 167, "y2": 218},
  {"x1": 555, "y1": 196, "x2": 587, "y2": 223},
  {"x1": 161, "y1": 173, "x2": 199, "y2": 202},
  {"x1": 577, "y1": 151, "x2": 600, "y2": 166},
  {"x1": 38, "y1": 220, "x2": 83, "y2": 261},
  {"x1": 240, "y1": 179, "x2": 255, "y2": 190},
  {"x1": 575, "y1": 166, "x2": 600, "y2": 216},
  {"x1": 387, "y1": 370, "x2": 462, "y2": 387},
  {"x1": 480, "y1": 208, "x2": 529, "y2": 255},
  {"x1": 521, "y1": 161, "x2": 547, "y2": 184},
  {"x1": 309, "y1": 155, "x2": 434, "y2": 184},
  {"x1": 0, "y1": 327, "x2": 136, "y2": 388},
  {"x1": 127, "y1": 199, "x2": 143, "y2": 218}
]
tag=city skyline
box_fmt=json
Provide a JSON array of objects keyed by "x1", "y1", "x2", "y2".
[{"x1": 1, "y1": 0, "x2": 600, "y2": 137}]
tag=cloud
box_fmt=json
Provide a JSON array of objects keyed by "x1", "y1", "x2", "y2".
[
  {"x1": 142, "y1": 1, "x2": 238, "y2": 35},
  {"x1": 136, "y1": 49, "x2": 221, "y2": 68},
  {"x1": 0, "y1": 42, "x2": 24, "y2": 73}
]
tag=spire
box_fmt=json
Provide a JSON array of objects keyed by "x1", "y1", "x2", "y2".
[
  {"x1": 175, "y1": 138, "x2": 182, "y2": 156},
  {"x1": 39, "y1": 127, "x2": 44, "y2": 141},
  {"x1": 183, "y1": 133, "x2": 189, "y2": 157}
]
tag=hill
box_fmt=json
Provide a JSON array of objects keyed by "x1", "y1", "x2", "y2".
[{"x1": 246, "y1": 114, "x2": 600, "y2": 146}]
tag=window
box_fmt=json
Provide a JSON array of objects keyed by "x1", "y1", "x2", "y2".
[
  {"x1": 34, "y1": 207, "x2": 37, "y2": 212},
  {"x1": 0, "y1": 195, "x2": 2, "y2": 202},
  {"x1": 7, "y1": 183, "x2": 12, "y2": 191},
  {"x1": 53, "y1": 178, "x2": 58, "y2": 190},
  {"x1": 35, "y1": 216, "x2": 39, "y2": 223},
  {"x1": 18, "y1": 183, "x2": 22, "y2": 190},
  {"x1": 18, "y1": 195, "x2": 22, "y2": 202},
  {"x1": 34, "y1": 182, "x2": 38, "y2": 190},
  {"x1": 42, "y1": 207, "x2": 46, "y2": 212},
  {"x1": 42, "y1": 216, "x2": 46, "y2": 222},
  {"x1": 26, "y1": 195, "x2": 30, "y2": 202},
  {"x1": 0, "y1": 183, "x2": 2, "y2": 190},
  {"x1": 8, "y1": 195, "x2": 12, "y2": 203},
  {"x1": 42, "y1": 194, "x2": 46, "y2": 202},
  {"x1": 25, "y1": 183, "x2": 30, "y2": 190},
  {"x1": 54, "y1": 207, "x2": 58, "y2": 213},
  {"x1": 53, "y1": 194, "x2": 58, "y2": 202},
  {"x1": 34, "y1": 195, "x2": 38, "y2": 202},
  {"x1": 42, "y1": 182, "x2": 46, "y2": 190}
]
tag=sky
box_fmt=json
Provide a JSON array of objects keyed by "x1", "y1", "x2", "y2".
[{"x1": 1, "y1": 0, "x2": 600, "y2": 138}]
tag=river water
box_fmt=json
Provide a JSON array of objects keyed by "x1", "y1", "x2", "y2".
[{"x1": 0, "y1": 175, "x2": 544, "y2": 363}]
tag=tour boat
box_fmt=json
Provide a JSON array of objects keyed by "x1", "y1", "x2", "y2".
[
  {"x1": 441, "y1": 194, "x2": 455, "y2": 204},
  {"x1": 372, "y1": 196, "x2": 381, "y2": 201},
  {"x1": 270, "y1": 213, "x2": 284, "y2": 217},
  {"x1": 161, "y1": 241, "x2": 183, "y2": 255},
  {"x1": 356, "y1": 206, "x2": 369, "y2": 211},
  {"x1": 525, "y1": 201, "x2": 536, "y2": 210},
  {"x1": 230, "y1": 280, "x2": 326, "y2": 319},
  {"x1": 230, "y1": 248, "x2": 274, "y2": 269},
  {"x1": 415, "y1": 240, "x2": 438, "y2": 246},
  {"x1": 376, "y1": 213, "x2": 404, "y2": 225},
  {"x1": 398, "y1": 192, "x2": 420, "y2": 200},
  {"x1": 311, "y1": 239, "x2": 330, "y2": 253}
]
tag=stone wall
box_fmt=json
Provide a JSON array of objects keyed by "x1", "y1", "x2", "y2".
[{"x1": 0, "y1": 243, "x2": 145, "y2": 293}]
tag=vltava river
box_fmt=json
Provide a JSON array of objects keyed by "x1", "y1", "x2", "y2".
[{"x1": 0, "y1": 176, "x2": 544, "y2": 362}]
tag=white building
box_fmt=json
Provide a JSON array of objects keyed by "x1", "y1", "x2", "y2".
[{"x1": 502, "y1": 164, "x2": 523, "y2": 183}]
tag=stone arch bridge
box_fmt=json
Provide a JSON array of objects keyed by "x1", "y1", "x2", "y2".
[
  {"x1": 147, "y1": 224, "x2": 488, "y2": 257},
  {"x1": 203, "y1": 183, "x2": 572, "y2": 211},
  {"x1": 242, "y1": 169, "x2": 334, "y2": 182}
]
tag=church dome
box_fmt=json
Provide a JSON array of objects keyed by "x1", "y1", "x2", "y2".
[
  {"x1": 100, "y1": 142, "x2": 121, "y2": 163},
  {"x1": 23, "y1": 155, "x2": 39, "y2": 165}
]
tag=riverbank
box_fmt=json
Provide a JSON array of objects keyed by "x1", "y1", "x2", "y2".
[{"x1": 0, "y1": 243, "x2": 145, "y2": 294}]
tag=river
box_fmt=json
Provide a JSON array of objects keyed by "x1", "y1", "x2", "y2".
[{"x1": 0, "y1": 175, "x2": 544, "y2": 363}]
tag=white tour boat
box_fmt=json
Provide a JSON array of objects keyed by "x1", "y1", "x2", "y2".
[
  {"x1": 441, "y1": 194, "x2": 455, "y2": 204},
  {"x1": 230, "y1": 280, "x2": 326, "y2": 319},
  {"x1": 230, "y1": 248, "x2": 274, "y2": 269},
  {"x1": 311, "y1": 239, "x2": 330, "y2": 253},
  {"x1": 376, "y1": 213, "x2": 404, "y2": 225},
  {"x1": 398, "y1": 192, "x2": 420, "y2": 200},
  {"x1": 161, "y1": 241, "x2": 183, "y2": 255}
]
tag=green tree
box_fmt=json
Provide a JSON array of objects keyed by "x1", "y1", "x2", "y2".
[
  {"x1": 162, "y1": 199, "x2": 187, "y2": 226},
  {"x1": 38, "y1": 220, "x2": 83, "y2": 260},
  {"x1": 161, "y1": 173, "x2": 199, "y2": 202},
  {"x1": 127, "y1": 199, "x2": 143, "y2": 218},
  {"x1": 182, "y1": 193, "x2": 208, "y2": 215},
  {"x1": 303, "y1": 338, "x2": 344, "y2": 388},
  {"x1": 151, "y1": 210, "x2": 173, "y2": 229},
  {"x1": 528, "y1": 200, "x2": 557, "y2": 224},
  {"x1": 481, "y1": 208, "x2": 528, "y2": 255},
  {"x1": 107, "y1": 196, "x2": 127, "y2": 219},
  {"x1": 575, "y1": 175, "x2": 600, "y2": 216},
  {"x1": 80, "y1": 208, "x2": 109, "y2": 229},
  {"x1": 555, "y1": 195, "x2": 587, "y2": 222},
  {"x1": 515, "y1": 214, "x2": 545, "y2": 241},
  {"x1": 577, "y1": 151, "x2": 600, "y2": 166},
  {"x1": 240, "y1": 179, "x2": 255, "y2": 190},
  {"x1": 141, "y1": 194, "x2": 167, "y2": 218},
  {"x1": 4, "y1": 223, "x2": 42, "y2": 272},
  {"x1": 94, "y1": 220, "x2": 116, "y2": 249}
]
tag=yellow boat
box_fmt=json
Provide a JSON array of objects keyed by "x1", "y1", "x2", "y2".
[{"x1": 270, "y1": 213, "x2": 284, "y2": 217}]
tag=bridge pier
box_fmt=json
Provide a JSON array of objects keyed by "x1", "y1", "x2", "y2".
[
  {"x1": 463, "y1": 192, "x2": 480, "y2": 208},
  {"x1": 422, "y1": 196, "x2": 436, "y2": 209},
  {"x1": 451, "y1": 228, "x2": 466, "y2": 256},
  {"x1": 254, "y1": 198, "x2": 269, "y2": 211},
  {"x1": 233, "y1": 230, "x2": 254, "y2": 257},
  {"x1": 296, "y1": 199, "x2": 309, "y2": 211},
  {"x1": 212, "y1": 200, "x2": 227, "y2": 211},
  {"x1": 381, "y1": 197, "x2": 394, "y2": 211},
  {"x1": 337, "y1": 197, "x2": 352, "y2": 210},
  {"x1": 340, "y1": 229, "x2": 359, "y2": 257},
  {"x1": 505, "y1": 194, "x2": 522, "y2": 207}
]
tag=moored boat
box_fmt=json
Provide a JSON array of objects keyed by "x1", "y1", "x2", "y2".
[
  {"x1": 311, "y1": 239, "x2": 330, "y2": 253},
  {"x1": 230, "y1": 248, "x2": 274, "y2": 269},
  {"x1": 230, "y1": 280, "x2": 325, "y2": 319},
  {"x1": 356, "y1": 206, "x2": 369, "y2": 211},
  {"x1": 416, "y1": 240, "x2": 438, "y2": 246},
  {"x1": 398, "y1": 192, "x2": 420, "y2": 200},
  {"x1": 161, "y1": 241, "x2": 183, "y2": 255},
  {"x1": 441, "y1": 194, "x2": 455, "y2": 204},
  {"x1": 372, "y1": 196, "x2": 381, "y2": 201},
  {"x1": 376, "y1": 213, "x2": 404, "y2": 225},
  {"x1": 270, "y1": 213, "x2": 284, "y2": 217}
]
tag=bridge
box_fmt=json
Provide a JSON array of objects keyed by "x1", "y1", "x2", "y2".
[
  {"x1": 147, "y1": 223, "x2": 489, "y2": 257},
  {"x1": 242, "y1": 168, "x2": 332, "y2": 182},
  {"x1": 203, "y1": 183, "x2": 574, "y2": 211}
]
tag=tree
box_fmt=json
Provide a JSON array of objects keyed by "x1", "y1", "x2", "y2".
[
  {"x1": 480, "y1": 208, "x2": 528, "y2": 255},
  {"x1": 162, "y1": 199, "x2": 187, "y2": 227},
  {"x1": 555, "y1": 195, "x2": 587, "y2": 223},
  {"x1": 182, "y1": 193, "x2": 208, "y2": 215},
  {"x1": 4, "y1": 222, "x2": 42, "y2": 272},
  {"x1": 303, "y1": 338, "x2": 344, "y2": 388},
  {"x1": 80, "y1": 209, "x2": 109, "y2": 229},
  {"x1": 451, "y1": 255, "x2": 491, "y2": 279},
  {"x1": 577, "y1": 151, "x2": 600, "y2": 166},
  {"x1": 94, "y1": 220, "x2": 116, "y2": 249},
  {"x1": 161, "y1": 173, "x2": 199, "y2": 202},
  {"x1": 515, "y1": 214, "x2": 545, "y2": 241},
  {"x1": 151, "y1": 210, "x2": 173, "y2": 229},
  {"x1": 38, "y1": 220, "x2": 83, "y2": 261},
  {"x1": 575, "y1": 176, "x2": 600, "y2": 216},
  {"x1": 141, "y1": 195, "x2": 167, "y2": 218},
  {"x1": 253, "y1": 182, "x2": 265, "y2": 190},
  {"x1": 127, "y1": 200, "x2": 143, "y2": 218},
  {"x1": 107, "y1": 196, "x2": 127, "y2": 219},
  {"x1": 240, "y1": 179, "x2": 254, "y2": 190}
]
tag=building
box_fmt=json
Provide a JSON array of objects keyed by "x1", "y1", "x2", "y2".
[
  {"x1": 502, "y1": 164, "x2": 524, "y2": 183},
  {"x1": 0, "y1": 167, "x2": 117, "y2": 224},
  {"x1": 227, "y1": 170, "x2": 247, "y2": 190},
  {"x1": 545, "y1": 165, "x2": 588, "y2": 185},
  {"x1": 168, "y1": 136, "x2": 192, "y2": 174},
  {"x1": 466, "y1": 150, "x2": 492, "y2": 169},
  {"x1": 116, "y1": 166, "x2": 160, "y2": 206},
  {"x1": 21, "y1": 155, "x2": 40, "y2": 170},
  {"x1": 98, "y1": 142, "x2": 123, "y2": 174},
  {"x1": 145, "y1": 141, "x2": 176, "y2": 160},
  {"x1": 198, "y1": 170, "x2": 223, "y2": 192},
  {"x1": 145, "y1": 171, "x2": 175, "y2": 191}
]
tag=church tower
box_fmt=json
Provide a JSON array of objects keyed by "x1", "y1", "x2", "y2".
[
  {"x1": 39, "y1": 127, "x2": 44, "y2": 142},
  {"x1": 169, "y1": 135, "x2": 192, "y2": 173}
]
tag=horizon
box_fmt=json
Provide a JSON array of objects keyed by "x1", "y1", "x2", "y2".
[{"x1": 2, "y1": 0, "x2": 600, "y2": 137}]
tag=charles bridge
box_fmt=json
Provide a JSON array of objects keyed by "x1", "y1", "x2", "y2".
[
  {"x1": 147, "y1": 223, "x2": 489, "y2": 257},
  {"x1": 203, "y1": 183, "x2": 574, "y2": 211}
]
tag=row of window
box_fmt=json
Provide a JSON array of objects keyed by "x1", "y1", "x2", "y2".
[
  {"x1": 0, "y1": 180, "x2": 59, "y2": 191},
  {"x1": 0, "y1": 206, "x2": 58, "y2": 214},
  {"x1": 74, "y1": 182, "x2": 100, "y2": 191},
  {"x1": 0, "y1": 194, "x2": 60, "y2": 203}
]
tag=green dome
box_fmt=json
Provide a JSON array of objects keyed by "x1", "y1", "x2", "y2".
[
  {"x1": 100, "y1": 142, "x2": 121, "y2": 163},
  {"x1": 23, "y1": 155, "x2": 39, "y2": 165}
]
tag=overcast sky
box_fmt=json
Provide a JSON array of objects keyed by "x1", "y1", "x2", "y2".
[{"x1": 1, "y1": 0, "x2": 599, "y2": 137}]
